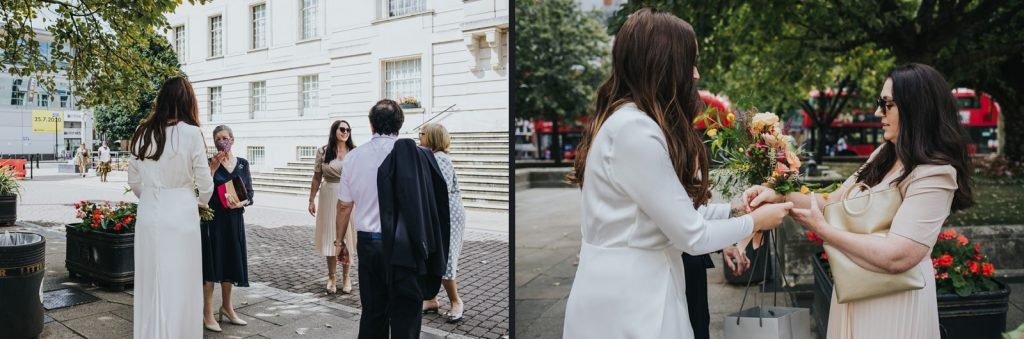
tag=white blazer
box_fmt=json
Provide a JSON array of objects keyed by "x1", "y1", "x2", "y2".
[{"x1": 563, "y1": 103, "x2": 754, "y2": 338}]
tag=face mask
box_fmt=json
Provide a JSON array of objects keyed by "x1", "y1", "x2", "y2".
[{"x1": 216, "y1": 139, "x2": 233, "y2": 152}]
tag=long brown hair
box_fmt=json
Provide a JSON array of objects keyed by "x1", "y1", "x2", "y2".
[
  {"x1": 856, "y1": 63, "x2": 974, "y2": 211},
  {"x1": 569, "y1": 8, "x2": 709, "y2": 208},
  {"x1": 324, "y1": 120, "x2": 357, "y2": 163},
  {"x1": 129, "y1": 76, "x2": 201, "y2": 161}
]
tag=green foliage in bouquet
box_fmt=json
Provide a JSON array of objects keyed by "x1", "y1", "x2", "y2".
[{"x1": 699, "y1": 108, "x2": 806, "y2": 198}]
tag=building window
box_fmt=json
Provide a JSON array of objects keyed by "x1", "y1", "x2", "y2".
[
  {"x1": 250, "y1": 81, "x2": 266, "y2": 118},
  {"x1": 251, "y1": 4, "x2": 267, "y2": 49},
  {"x1": 247, "y1": 146, "x2": 265, "y2": 167},
  {"x1": 173, "y1": 25, "x2": 186, "y2": 62},
  {"x1": 60, "y1": 94, "x2": 68, "y2": 108},
  {"x1": 10, "y1": 79, "x2": 25, "y2": 106},
  {"x1": 37, "y1": 93, "x2": 49, "y2": 107},
  {"x1": 300, "y1": 75, "x2": 318, "y2": 116},
  {"x1": 387, "y1": 0, "x2": 425, "y2": 17},
  {"x1": 209, "y1": 15, "x2": 223, "y2": 57},
  {"x1": 209, "y1": 87, "x2": 222, "y2": 121},
  {"x1": 301, "y1": 0, "x2": 320, "y2": 40},
  {"x1": 384, "y1": 58, "x2": 421, "y2": 103},
  {"x1": 296, "y1": 146, "x2": 317, "y2": 160}
]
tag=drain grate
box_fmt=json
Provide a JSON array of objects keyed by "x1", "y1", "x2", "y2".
[{"x1": 42, "y1": 288, "x2": 99, "y2": 310}]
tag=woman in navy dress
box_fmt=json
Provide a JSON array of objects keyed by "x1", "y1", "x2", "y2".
[{"x1": 201, "y1": 125, "x2": 253, "y2": 332}]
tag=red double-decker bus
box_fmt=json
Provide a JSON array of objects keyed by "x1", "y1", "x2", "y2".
[{"x1": 804, "y1": 88, "x2": 1000, "y2": 156}]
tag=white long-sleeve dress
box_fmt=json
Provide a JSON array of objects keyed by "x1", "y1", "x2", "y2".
[
  {"x1": 563, "y1": 103, "x2": 755, "y2": 338},
  {"x1": 128, "y1": 123, "x2": 214, "y2": 339}
]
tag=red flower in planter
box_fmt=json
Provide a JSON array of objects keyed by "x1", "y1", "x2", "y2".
[
  {"x1": 939, "y1": 229, "x2": 957, "y2": 240},
  {"x1": 982, "y1": 263, "x2": 995, "y2": 277},
  {"x1": 820, "y1": 252, "x2": 829, "y2": 260},
  {"x1": 967, "y1": 260, "x2": 980, "y2": 274},
  {"x1": 957, "y1": 235, "x2": 968, "y2": 246},
  {"x1": 806, "y1": 231, "x2": 823, "y2": 244},
  {"x1": 937, "y1": 254, "x2": 954, "y2": 267},
  {"x1": 114, "y1": 223, "x2": 122, "y2": 232},
  {"x1": 974, "y1": 243, "x2": 981, "y2": 253}
]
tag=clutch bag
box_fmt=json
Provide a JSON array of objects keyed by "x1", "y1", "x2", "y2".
[{"x1": 821, "y1": 182, "x2": 925, "y2": 303}]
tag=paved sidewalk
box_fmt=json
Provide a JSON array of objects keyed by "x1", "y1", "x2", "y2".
[{"x1": 8, "y1": 166, "x2": 509, "y2": 338}]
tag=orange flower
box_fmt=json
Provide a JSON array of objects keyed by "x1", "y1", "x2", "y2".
[
  {"x1": 957, "y1": 235, "x2": 968, "y2": 246},
  {"x1": 982, "y1": 263, "x2": 995, "y2": 277},
  {"x1": 937, "y1": 254, "x2": 954, "y2": 267},
  {"x1": 939, "y1": 229, "x2": 957, "y2": 240}
]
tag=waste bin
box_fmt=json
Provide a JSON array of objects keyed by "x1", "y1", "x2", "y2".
[{"x1": 0, "y1": 232, "x2": 46, "y2": 339}]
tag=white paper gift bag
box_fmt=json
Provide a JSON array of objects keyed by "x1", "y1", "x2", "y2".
[{"x1": 725, "y1": 306, "x2": 812, "y2": 339}]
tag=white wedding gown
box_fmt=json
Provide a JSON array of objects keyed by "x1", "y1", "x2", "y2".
[
  {"x1": 563, "y1": 103, "x2": 754, "y2": 338},
  {"x1": 128, "y1": 123, "x2": 214, "y2": 339}
]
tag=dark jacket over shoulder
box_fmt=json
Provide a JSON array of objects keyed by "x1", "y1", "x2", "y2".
[{"x1": 377, "y1": 139, "x2": 451, "y2": 278}]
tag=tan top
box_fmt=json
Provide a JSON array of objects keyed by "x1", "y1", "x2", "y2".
[
  {"x1": 830, "y1": 145, "x2": 958, "y2": 247},
  {"x1": 314, "y1": 146, "x2": 343, "y2": 183}
]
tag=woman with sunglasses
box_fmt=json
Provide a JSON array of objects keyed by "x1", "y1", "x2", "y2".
[
  {"x1": 309, "y1": 120, "x2": 358, "y2": 294},
  {"x1": 745, "y1": 63, "x2": 974, "y2": 339}
]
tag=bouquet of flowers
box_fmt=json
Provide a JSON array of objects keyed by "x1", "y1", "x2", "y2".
[
  {"x1": 933, "y1": 228, "x2": 999, "y2": 296},
  {"x1": 699, "y1": 109, "x2": 806, "y2": 198},
  {"x1": 73, "y1": 200, "x2": 137, "y2": 234}
]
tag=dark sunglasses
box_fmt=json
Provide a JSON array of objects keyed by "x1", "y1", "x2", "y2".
[
  {"x1": 876, "y1": 97, "x2": 894, "y2": 113},
  {"x1": 337, "y1": 127, "x2": 351, "y2": 133}
]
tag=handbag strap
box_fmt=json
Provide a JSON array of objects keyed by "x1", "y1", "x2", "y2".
[
  {"x1": 735, "y1": 229, "x2": 801, "y2": 326},
  {"x1": 841, "y1": 183, "x2": 873, "y2": 215}
]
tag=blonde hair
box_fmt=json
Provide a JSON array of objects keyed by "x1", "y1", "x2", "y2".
[{"x1": 420, "y1": 123, "x2": 450, "y2": 153}]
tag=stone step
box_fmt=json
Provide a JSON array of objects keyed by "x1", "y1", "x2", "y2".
[
  {"x1": 449, "y1": 145, "x2": 509, "y2": 151},
  {"x1": 462, "y1": 200, "x2": 508, "y2": 211},
  {"x1": 460, "y1": 185, "x2": 508, "y2": 195},
  {"x1": 461, "y1": 193, "x2": 509, "y2": 203},
  {"x1": 456, "y1": 170, "x2": 509, "y2": 178},
  {"x1": 449, "y1": 150, "x2": 509, "y2": 157}
]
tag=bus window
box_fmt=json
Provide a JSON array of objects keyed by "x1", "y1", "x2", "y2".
[{"x1": 957, "y1": 96, "x2": 980, "y2": 109}]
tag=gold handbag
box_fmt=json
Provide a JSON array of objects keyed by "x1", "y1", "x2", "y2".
[{"x1": 821, "y1": 182, "x2": 926, "y2": 304}]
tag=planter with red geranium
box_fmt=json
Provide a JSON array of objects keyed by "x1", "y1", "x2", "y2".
[
  {"x1": 809, "y1": 229, "x2": 1010, "y2": 339},
  {"x1": 65, "y1": 200, "x2": 137, "y2": 291}
]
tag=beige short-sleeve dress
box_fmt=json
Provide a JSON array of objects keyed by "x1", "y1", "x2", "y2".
[
  {"x1": 313, "y1": 146, "x2": 357, "y2": 262},
  {"x1": 825, "y1": 149, "x2": 958, "y2": 339}
]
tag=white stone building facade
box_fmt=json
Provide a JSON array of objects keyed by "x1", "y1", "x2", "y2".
[{"x1": 166, "y1": 0, "x2": 509, "y2": 171}]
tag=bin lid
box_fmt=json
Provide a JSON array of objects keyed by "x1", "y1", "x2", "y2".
[{"x1": 0, "y1": 232, "x2": 43, "y2": 246}]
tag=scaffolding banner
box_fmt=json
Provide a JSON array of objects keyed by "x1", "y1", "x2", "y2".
[{"x1": 31, "y1": 110, "x2": 64, "y2": 133}]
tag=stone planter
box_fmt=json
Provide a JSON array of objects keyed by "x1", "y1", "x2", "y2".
[
  {"x1": 811, "y1": 254, "x2": 1010, "y2": 339},
  {"x1": 65, "y1": 225, "x2": 134, "y2": 291},
  {"x1": 0, "y1": 194, "x2": 15, "y2": 226}
]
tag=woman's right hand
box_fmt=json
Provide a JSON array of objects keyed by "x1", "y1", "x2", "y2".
[
  {"x1": 748, "y1": 202, "x2": 794, "y2": 232},
  {"x1": 308, "y1": 201, "x2": 316, "y2": 216},
  {"x1": 742, "y1": 185, "x2": 784, "y2": 212}
]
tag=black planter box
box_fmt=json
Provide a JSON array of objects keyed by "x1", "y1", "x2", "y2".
[
  {"x1": 65, "y1": 225, "x2": 134, "y2": 291},
  {"x1": 938, "y1": 280, "x2": 1010, "y2": 339},
  {"x1": 811, "y1": 254, "x2": 1010, "y2": 339},
  {"x1": 0, "y1": 194, "x2": 16, "y2": 226}
]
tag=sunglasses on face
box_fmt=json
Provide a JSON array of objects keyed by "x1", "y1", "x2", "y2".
[
  {"x1": 337, "y1": 127, "x2": 351, "y2": 133},
  {"x1": 876, "y1": 97, "x2": 894, "y2": 113}
]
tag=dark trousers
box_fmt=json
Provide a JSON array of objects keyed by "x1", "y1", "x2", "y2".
[
  {"x1": 357, "y1": 237, "x2": 423, "y2": 339},
  {"x1": 682, "y1": 253, "x2": 711, "y2": 339}
]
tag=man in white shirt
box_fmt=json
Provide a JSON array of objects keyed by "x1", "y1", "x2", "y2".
[
  {"x1": 98, "y1": 142, "x2": 112, "y2": 182},
  {"x1": 336, "y1": 99, "x2": 420, "y2": 339}
]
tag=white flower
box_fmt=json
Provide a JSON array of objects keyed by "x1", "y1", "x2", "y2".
[{"x1": 751, "y1": 112, "x2": 780, "y2": 132}]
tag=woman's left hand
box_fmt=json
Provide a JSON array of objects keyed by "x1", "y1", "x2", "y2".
[
  {"x1": 790, "y1": 192, "x2": 828, "y2": 235},
  {"x1": 230, "y1": 199, "x2": 249, "y2": 209}
]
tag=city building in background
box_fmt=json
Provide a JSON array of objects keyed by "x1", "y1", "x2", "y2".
[
  {"x1": 165, "y1": 0, "x2": 509, "y2": 210},
  {"x1": 0, "y1": 25, "x2": 91, "y2": 160}
]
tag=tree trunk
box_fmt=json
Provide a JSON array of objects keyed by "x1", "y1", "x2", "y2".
[{"x1": 814, "y1": 124, "x2": 827, "y2": 164}]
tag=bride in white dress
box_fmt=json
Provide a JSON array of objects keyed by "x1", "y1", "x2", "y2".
[
  {"x1": 562, "y1": 9, "x2": 794, "y2": 338},
  {"x1": 127, "y1": 77, "x2": 214, "y2": 339}
]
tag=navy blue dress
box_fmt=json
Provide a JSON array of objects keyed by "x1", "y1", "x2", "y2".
[{"x1": 200, "y1": 157, "x2": 253, "y2": 286}]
